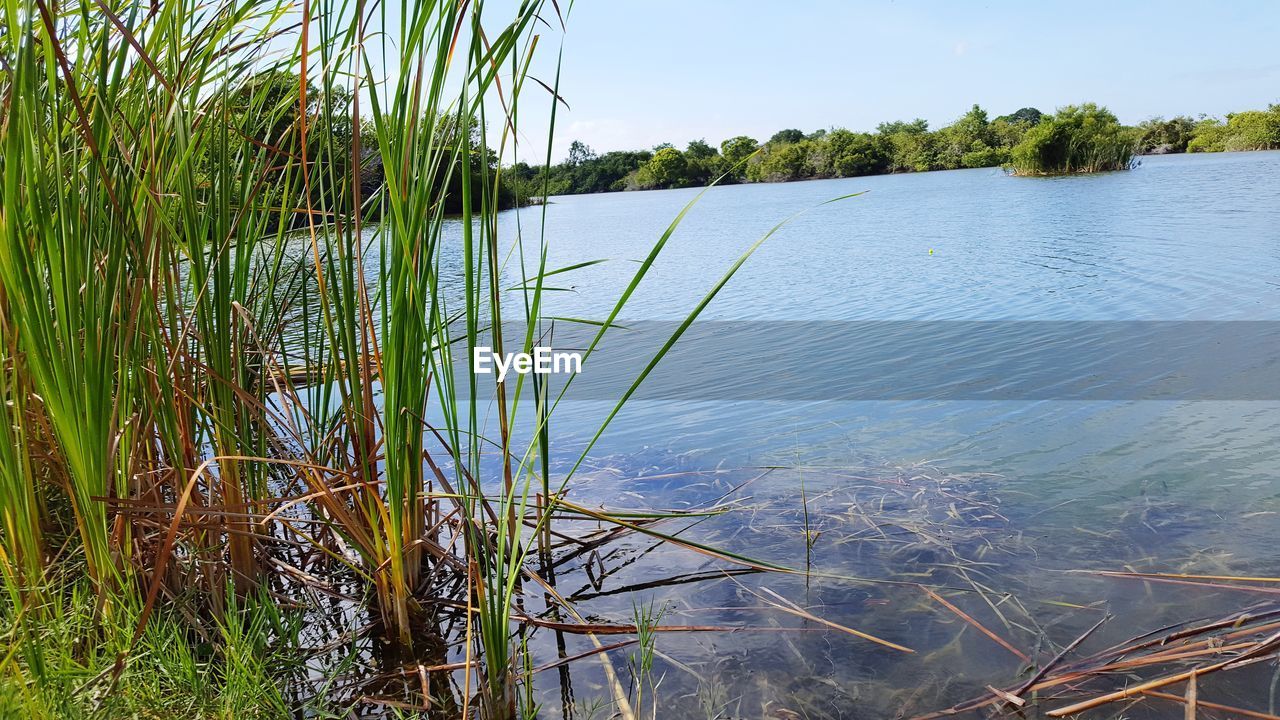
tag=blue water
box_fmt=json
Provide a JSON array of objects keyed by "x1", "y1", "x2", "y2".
[
  {"x1": 517, "y1": 153, "x2": 1280, "y2": 515},
  {"x1": 286, "y1": 151, "x2": 1280, "y2": 716},
  {"x1": 532, "y1": 151, "x2": 1280, "y2": 322},
  {"x1": 489, "y1": 151, "x2": 1280, "y2": 717}
]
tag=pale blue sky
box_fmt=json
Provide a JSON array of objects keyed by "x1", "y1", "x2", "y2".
[{"x1": 511, "y1": 0, "x2": 1280, "y2": 162}]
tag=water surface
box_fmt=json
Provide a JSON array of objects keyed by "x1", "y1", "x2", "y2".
[
  {"x1": 503, "y1": 151, "x2": 1280, "y2": 718},
  {"x1": 283, "y1": 152, "x2": 1280, "y2": 717}
]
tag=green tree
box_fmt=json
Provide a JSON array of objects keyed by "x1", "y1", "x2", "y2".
[
  {"x1": 873, "y1": 119, "x2": 939, "y2": 172},
  {"x1": 938, "y1": 105, "x2": 1002, "y2": 168},
  {"x1": 769, "y1": 128, "x2": 806, "y2": 144},
  {"x1": 989, "y1": 117, "x2": 1032, "y2": 150},
  {"x1": 567, "y1": 139, "x2": 596, "y2": 165},
  {"x1": 995, "y1": 107, "x2": 1044, "y2": 125},
  {"x1": 1217, "y1": 107, "x2": 1280, "y2": 151},
  {"x1": 1187, "y1": 117, "x2": 1230, "y2": 152},
  {"x1": 748, "y1": 140, "x2": 813, "y2": 182},
  {"x1": 686, "y1": 139, "x2": 717, "y2": 160},
  {"x1": 960, "y1": 144, "x2": 1008, "y2": 168},
  {"x1": 720, "y1": 135, "x2": 760, "y2": 180},
  {"x1": 634, "y1": 147, "x2": 689, "y2": 188},
  {"x1": 682, "y1": 139, "x2": 723, "y2": 184},
  {"x1": 876, "y1": 118, "x2": 929, "y2": 135},
  {"x1": 952, "y1": 105, "x2": 992, "y2": 141},
  {"x1": 811, "y1": 128, "x2": 889, "y2": 177},
  {"x1": 1137, "y1": 116, "x2": 1196, "y2": 153}
]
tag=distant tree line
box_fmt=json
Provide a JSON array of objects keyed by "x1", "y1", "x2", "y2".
[
  {"x1": 209, "y1": 75, "x2": 1280, "y2": 209},
  {"x1": 202, "y1": 70, "x2": 520, "y2": 227},
  {"x1": 511, "y1": 101, "x2": 1280, "y2": 193},
  {"x1": 1172, "y1": 105, "x2": 1280, "y2": 153}
]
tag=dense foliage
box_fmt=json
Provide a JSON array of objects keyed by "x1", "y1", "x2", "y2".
[
  {"x1": 514, "y1": 104, "x2": 1045, "y2": 193},
  {"x1": 1185, "y1": 104, "x2": 1280, "y2": 153},
  {"x1": 203, "y1": 70, "x2": 518, "y2": 221},
  {"x1": 517, "y1": 100, "x2": 1280, "y2": 194},
  {"x1": 1008, "y1": 103, "x2": 1139, "y2": 175},
  {"x1": 1137, "y1": 115, "x2": 1198, "y2": 154}
]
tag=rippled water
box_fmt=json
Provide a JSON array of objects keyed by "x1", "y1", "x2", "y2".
[
  {"x1": 495, "y1": 152, "x2": 1280, "y2": 718},
  {"x1": 529, "y1": 151, "x2": 1280, "y2": 506},
  {"x1": 288, "y1": 152, "x2": 1280, "y2": 717}
]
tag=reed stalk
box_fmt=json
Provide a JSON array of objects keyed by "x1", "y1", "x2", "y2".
[{"x1": 0, "y1": 2, "x2": 818, "y2": 716}]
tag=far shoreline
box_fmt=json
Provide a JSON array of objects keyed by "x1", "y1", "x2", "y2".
[{"x1": 529, "y1": 148, "x2": 1280, "y2": 202}]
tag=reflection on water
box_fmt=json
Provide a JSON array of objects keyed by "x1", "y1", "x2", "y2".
[{"x1": 284, "y1": 151, "x2": 1280, "y2": 715}]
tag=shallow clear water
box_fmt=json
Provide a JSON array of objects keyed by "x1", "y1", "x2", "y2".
[
  {"x1": 287, "y1": 152, "x2": 1280, "y2": 717},
  {"x1": 494, "y1": 152, "x2": 1280, "y2": 717}
]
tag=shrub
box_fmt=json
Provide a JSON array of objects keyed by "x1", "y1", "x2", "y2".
[
  {"x1": 1137, "y1": 116, "x2": 1197, "y2": 153},
  {"x1": 816, "y1": 129, "x2": 892, "y2": 177},
  {"x1": 1187, "y1": 118, "x2": 1229, "y2": 152},
  {"x1": 1221, "y1": 109, "x2": 1280, "y2": 151},
  {"x1": 720, "y1": 135, "x2": 760, "y2": 180},
  {"x1": 1187, "y1": 106, "x2": 1280, "y2": 153},
  {"x1": 631, "y1": 147, "x2": 689, "y2": 189},
  {"x1": 747, "y1": 140, "x2": 815, "y2": 182},
  {"x1": 961, "y1": 143, "x2": 1010, "y2": 168}
]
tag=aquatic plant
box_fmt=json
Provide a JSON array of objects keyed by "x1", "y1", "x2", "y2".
[
  {"x1": 0, "y1": 1, "x2": 877, "y2": 715},
  {"x1": 1008, "y1": 103, "x2": 1139, "y2": 175}
]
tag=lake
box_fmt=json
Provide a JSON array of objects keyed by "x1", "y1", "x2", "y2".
[{"x1": 484, "y1": 151, "x2": 1280, "y2": 718}]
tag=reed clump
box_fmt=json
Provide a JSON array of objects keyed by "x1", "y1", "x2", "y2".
[
  {"x1": 1009, "y1": 103, "x2": 1138, "y2": 175},
  {"x1": 0, "y1": 1, "x2": 858, "y2": 716}
]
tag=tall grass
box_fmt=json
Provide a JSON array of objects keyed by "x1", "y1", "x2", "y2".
[
  {"x1": 1009, "y1": 103, "x2": 1138, "y2": 175},
  {"x1": 0, "y1": 0, "x2": 821, "y2": 715}
]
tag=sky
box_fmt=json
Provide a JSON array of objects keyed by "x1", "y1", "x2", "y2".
[{"x1": 509, "y1": 0, "x2": 1280, "y2": 162}]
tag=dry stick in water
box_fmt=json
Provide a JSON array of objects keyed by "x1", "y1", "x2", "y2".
[
  {"x1": 1087, "y1": 604, "x2": 1280, "y2": 663},
  {"x1": 1087, "y1": 570, "x2": 1280, "y2": 584},
  {"x1": 1083, "y1": 571, "x2": 1280, "y2": 597},
  {"x1": 1142, "y1": 689, "x2": 1280, "y2": 720},
  {"x1": 1007, "y1": 612, "x2": 1110, "y2": 704},
  {"x1": 1045, "y1": 629, "x2": 1280, "y2": 717},
  {"x1": 741, "y1": 582, "x2": 914, "y2": 653},
  {"x1": 524, "y1": 569, "x2": 636, "y2": 720},
  {"x1": 919, "y1": 604, "x2": 1280, "y2": 718},
  {"x1": 919, "y1": 584, "x2": 1029, "y2": 663},
  {"x1": 1184, "y1": 671, "x2": 1196, "y2": 720}
]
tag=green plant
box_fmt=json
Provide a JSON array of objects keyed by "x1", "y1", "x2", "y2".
[
  {"x1": 747, "y1": 139, "x2": 815, "y2": 182},
  {"x1": 637, "y1": 146, "x2": 690, "y2": 188},
  {"x1": 0, "y1": 579, "x2": 297, "y2": 719},
  {"x1": 0, "y1": 2, "x2": 858, "y2": 717},
  {"x1": 1009, "y1": 103, "x2": 1138, "y2": 175},
  {"x1": 628, "y1": 598, "x2": 667, "y2": 719},
  {"x1": 1219, "y1": 107, "x2": 1280, "y2": 151},
  {"x1": 1187, "y1": 118, "x2": 1230, "y2": 152},
  {"x1": 1137, "y1": 115, "x2": 1197, "y2": 153}
]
